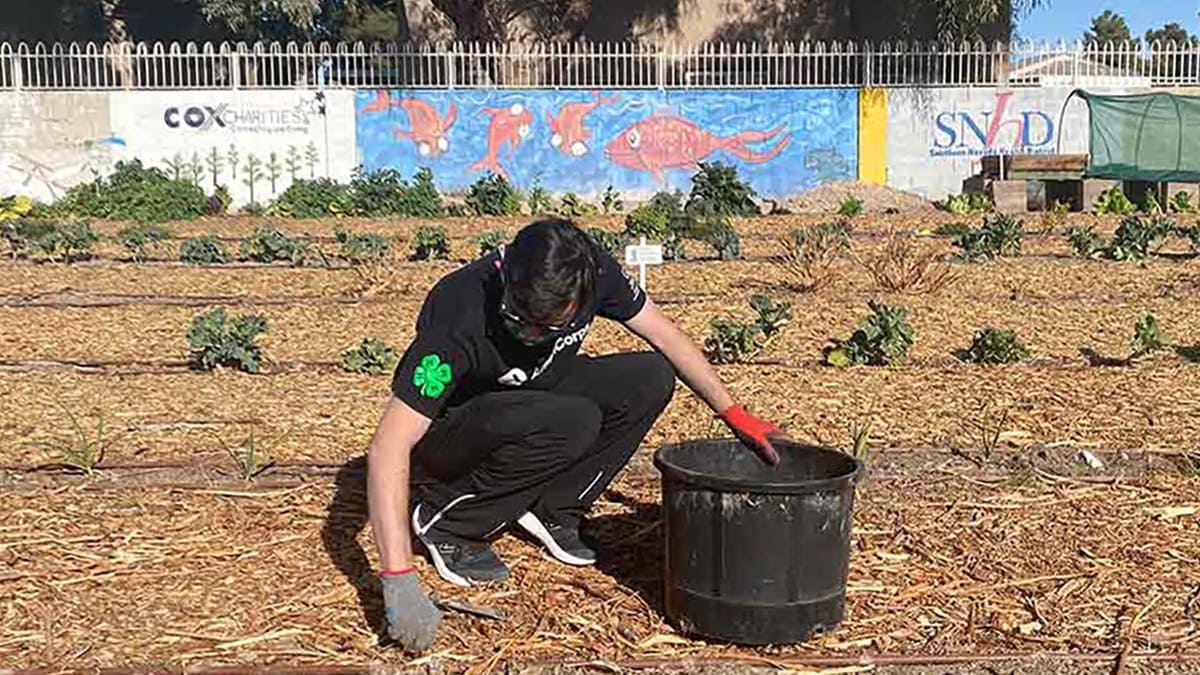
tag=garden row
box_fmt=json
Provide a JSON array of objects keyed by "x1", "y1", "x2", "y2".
[{"x1": 0, "y1": 158, "x2": 775, "y2": 224}]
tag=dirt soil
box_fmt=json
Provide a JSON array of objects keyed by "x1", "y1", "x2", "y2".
[{"x1": 1, "y1": 213, "x2": 1199, "y2": 672}]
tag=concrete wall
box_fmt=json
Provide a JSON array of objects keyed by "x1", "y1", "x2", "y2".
[
  {"x1": 5, "y1": 85, "x2": 1189, "y2": 208},
  {"x1": 0, "y1": 92, "x2": 116, "y2": 203},
  {"x1": 356, "y1": 88, "x2": 858, "y2": 199},
  {"x1": 884, "y1": 87, "x2": 1100, "y2": 200}
]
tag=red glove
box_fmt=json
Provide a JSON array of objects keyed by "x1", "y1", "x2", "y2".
[{"x1": 719, "y1": 405, "x2": 783, "y2": 466}]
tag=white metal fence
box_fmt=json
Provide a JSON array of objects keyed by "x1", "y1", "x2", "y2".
[{"x1": 1, "y1": 40, "x2": 1198, "y2": 91}]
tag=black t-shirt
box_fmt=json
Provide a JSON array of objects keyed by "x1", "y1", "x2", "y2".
[{"x1": 390, "y1": 245, "x2": 646, "y2": 420}]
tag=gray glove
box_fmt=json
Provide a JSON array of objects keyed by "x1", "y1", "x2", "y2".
[{"x1": 381, "y1": 572, "x2": 442, "y2": 652}]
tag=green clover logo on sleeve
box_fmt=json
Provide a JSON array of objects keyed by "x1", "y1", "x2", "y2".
[{"x1": 412, "y1": 354, "x2": 452, "y2": 398}]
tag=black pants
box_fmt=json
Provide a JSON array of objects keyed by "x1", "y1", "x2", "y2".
[{"x1": 411, "y1": 351, "x2": 676, "y2": 540}]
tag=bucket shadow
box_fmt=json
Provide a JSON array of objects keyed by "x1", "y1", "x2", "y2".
[
  {"x1": 320, "y1": 455, "x2": 391, "y2": 644},
  {"x1": 587, "y1": 489, "x2": 667, "y2": 621}
]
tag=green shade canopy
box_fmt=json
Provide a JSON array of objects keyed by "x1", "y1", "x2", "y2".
[{"x1": 1067, "y1": 90, "x2": 1200, "y2": 183}]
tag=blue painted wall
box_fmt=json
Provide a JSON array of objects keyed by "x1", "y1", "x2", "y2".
[{"x1": 355, "y1": 89, "x2": 858, "y2": 198}]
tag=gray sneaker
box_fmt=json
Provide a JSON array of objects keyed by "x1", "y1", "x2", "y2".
[
  {"x1": 517, "y1": 511, "x2": 597, "y2": 566},
  {"x1": 412, "y1": 503, "x2": 510, "y2": 587}
]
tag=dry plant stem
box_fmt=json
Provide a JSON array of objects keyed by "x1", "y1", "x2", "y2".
[{"x1": 853, "y1": 231, "x2": 959, "y2": 294}]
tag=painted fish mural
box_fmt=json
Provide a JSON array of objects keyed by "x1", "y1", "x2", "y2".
[
  {"x1": 361, "y1": 91, "x2": 457, "y2": 158},
  {"x1": 604, "y1": 112, "x2": 791, "y2": 183},
  {"x1": 468, "y1": 103, "x2": 533, "y2": 178},
  {"x1": 355, "y1": 89, "x2": 857, "y2": 197},
  {"x1": 545, "y1": 91, "x2": 619, "y2": 158},
  {"x1": 804, "y1": 147, "x2": 851, "y2": 184}
]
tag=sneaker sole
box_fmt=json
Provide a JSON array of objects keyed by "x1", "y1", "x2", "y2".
[
  {"x1": 516, "y1": 512, "x2": 596, "y2": 566},
  {"x1": 412, "y1": 503, "x2": 474, "y2": 588}
]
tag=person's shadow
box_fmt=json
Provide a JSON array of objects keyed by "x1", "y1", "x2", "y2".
[
  {"x1": 322, "y1": 458, "x2": 670, "y2": 639},
  {"x1": 587, "y1": 488, "x2": 667, "y2": 621},
  {"x1": 321, "y1": 455, "x2": 390, "y2": 643}
]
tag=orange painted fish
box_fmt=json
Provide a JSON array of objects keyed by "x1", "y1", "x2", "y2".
[
  {"x1": 468, "y1": 103, "x2": 533, "y2": 178},
  {"x1": 605, "y1": 112, "x2": 790, "y2": 183},
  {"x1": 361, "y1": 91, "x2": 457, "y2": 157},
  {"x1": 545, "y1": 90, "x2": 619, "y2": 158}
]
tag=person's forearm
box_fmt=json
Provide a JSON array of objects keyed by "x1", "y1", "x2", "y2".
[
  {"x1": 651, "y1": 320, "x2": 734, "y2": 413},
  {"x1": 368, "y1": 433, "x2": 415, "y2": 571},
  {"x1": 367, "y1": 397, "x2": 430, "y2": 571}
]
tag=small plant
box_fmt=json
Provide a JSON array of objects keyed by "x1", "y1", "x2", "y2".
[
  {"x1": 23, "y1": 406, "x2": 111, "y2": 476},
  {"x1": 1170, "y1": 191, "x2": 1197, "y2": 214},
  {"x1": 472, "y1": 230, "x2": 508, "y2": 257},
  {"x1": 968, "y1": 401, "x2": 1010, "y2": 460},
  {"x1": 187, "y1": 308, "x2": 269, "y2": 373},
  {"x1": 704, "y1": 319, "x2": 763, "y2": 364},
  {"x1": 1142, "y1": 188, "x2": 1163, "y2": 214},
  {"x1": 347, "y1": 167, "x2": 443, "y2": 218},
  {"x1": 2, "y1": 219, "x2": 98, "y2": 262},
  {"x1": 466, "y1": 173, "x2": 521, "y2": 216},
  {"x1": 686, "y1": 162, "x2": 759, "y2": 218},
  {"x1": 1065, "y1": 224, "x2": 1105, "y2": 258},
  {"x1": 704, "y1": 295, "x2": 791, "y2": 364},
  {"x1": 117, "y1": 223, "x2": 171, "y2": 263},
  {"x1": 339, "y1": 338, "x2": 399, "y2": 375},
  {"x1": 527, "y1": 177, "x2": 552, "y2": 215},
  {"x1": 557, "y1": 193, "x2": 597, "y2": 217},
  {"x1": 749, "y1": 294, "x2": 791, "y2": 338},
  {"x1": 1105, "y1": 215, "x2": 1173, "y2": 261},
  {"x1": 587, "y1": 228, "x2": 628, "y2": 258},
  {"x1": 935, "y1": 222, "x2": 972, "y2": 239},
  {"x1": 410, "y1": 225, "x2": 449, "y2": 261},
  {"x1": 954, "y1": 214, "x2": 1022, "y2": 262},
  {"x1": 58, "y1": 159, "x2": 205, "y2": 223},
  {"x1": 0, "y1": 194, "x2": 34, "y2": 221},
  {"x1": 848, "y1": 401, "x2": 877, "y2": 465},
  {"x1": 688, "y1": 214, "x2": 741, "y2": 260},
  {"x1": 1131, "y1": 312, "x2": 1169, "y2": 361},
  {"x1": 239, "y1": 224, "x2": 310, "y2": 265},
  {"x1": 960, "y1": 328, "x2": 1030, "y2": 365},
  {"x1": 838, "y1": 195, "x2": 864, "y2": 218},
  {"x1": 942, "y1": 193, "x2": 992, "y2": 215},
  {"x1": 855, "y1": 231, "x2": 958, "y2": 294},
  {"x1": 601, "y1": 185, "x2": 624, "y2": 215},
  {"x1": 403, "y1": 167, "x2": 445, "y2": 218},
  {"x1": 272, "y1": 178, "x2": 352, "y2": 219},
  {"x1": 206, "y1": 185, "x2": 232, "y2": 216},
  {"x1": 1037, "y1": 200, "x2": 1070, "y2": 234},
  {"x1": 180, "y1": 235, "x2": 231, "y2": 265},
  {"x1": 213, "y1": 430, "x2": 276, "y2": 480},
  {"x1": 776, "y1": 222, "x2": 850, "y2": 292},
  {"x1": 335, "y1": 228, "x2": 391, "y2": 264},
  {"x1": 823, "y1": 301, "x2": 914, "y2": 367},
  {"x1": 624, "y1": 191, "x2": 686, "y2": 260},
  {"x1": 1093, "y1": 186, "x2": 1136, "y2": 215}
]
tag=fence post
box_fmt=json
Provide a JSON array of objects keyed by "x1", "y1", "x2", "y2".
[
  {"x1": 11, "y1": 50, "x2": 20, "y2": 91},
  {"x1": 863, "y1": 41, "x2": 873, "y2": 87},
  {"x1": 445, "y1": 44, "x2": 455, "y2": 89},
  {"x1": 656, "y1": 45, "x2": 666, "y2": 89},
  {"x1": 230, "y1": 46, "x2": 240, "y2": 90}
]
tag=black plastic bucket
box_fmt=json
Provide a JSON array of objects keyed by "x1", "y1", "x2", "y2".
[{"x1": 653, "y1": 439, "x2": 862, "y2": 645}]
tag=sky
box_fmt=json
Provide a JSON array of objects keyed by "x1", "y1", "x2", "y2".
[{"x1": 1017, "y1": 0, "x2": 1200, "y2": 43}]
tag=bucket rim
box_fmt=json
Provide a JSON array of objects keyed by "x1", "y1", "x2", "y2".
[{"x1": 653, "y1": 438, "x2": 863, "y2": 494}]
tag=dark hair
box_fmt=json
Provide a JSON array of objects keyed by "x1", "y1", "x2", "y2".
[{"x1": 502, "y1": 218, "x2": 597, "y2": 323}]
